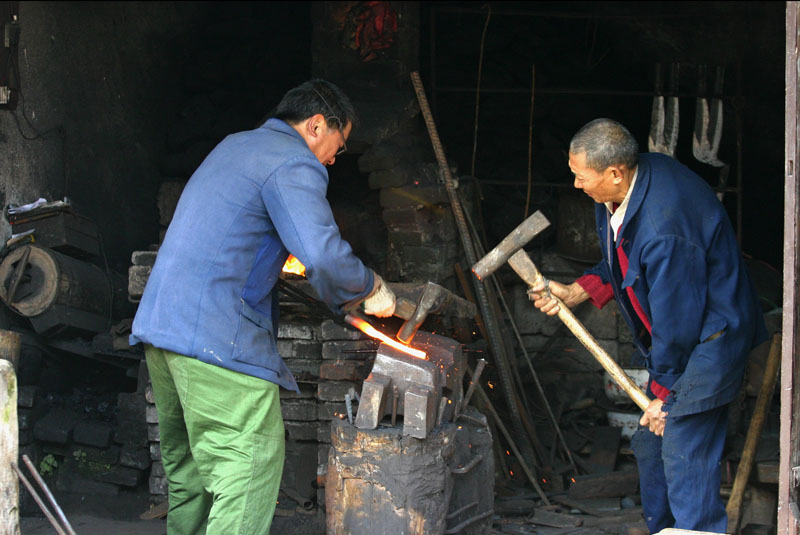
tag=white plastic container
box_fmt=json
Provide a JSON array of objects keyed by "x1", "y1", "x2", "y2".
[
  {"x1": 606, "y1": 409, "x2": 641, "y2": 440},
  {"x1": 603, "y1": 368, "x2": 649, "y2": 404}
]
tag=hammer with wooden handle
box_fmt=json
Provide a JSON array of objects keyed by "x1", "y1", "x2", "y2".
[{"x1": 472, "y1": 213, "x2": 652, "y2": 412}]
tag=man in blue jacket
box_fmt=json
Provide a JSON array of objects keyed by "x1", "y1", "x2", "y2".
[
  {"x1": 530, "y1": 118, "x2": 766, "y2": 533},
  {"x1": 130, "y1": 80, "x2": 396, "y2": 535}
]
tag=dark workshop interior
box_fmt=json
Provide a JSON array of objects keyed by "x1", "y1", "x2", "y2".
[{"x1": 0, "y1": 2, "x2": 788, "y2": 534}]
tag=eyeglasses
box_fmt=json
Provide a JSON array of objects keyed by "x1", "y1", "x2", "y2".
[{"x1": 311, "y1": 86, "x2": 348, "y2": 156}]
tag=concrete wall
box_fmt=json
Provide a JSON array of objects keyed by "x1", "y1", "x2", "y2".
[{"x1": 0, "y1": 2, "x2": 204, "y2": 270}]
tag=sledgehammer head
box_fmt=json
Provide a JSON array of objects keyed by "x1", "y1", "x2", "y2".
[{"x1": 472, "y1": 211, "x2": 550, "y2": 280}]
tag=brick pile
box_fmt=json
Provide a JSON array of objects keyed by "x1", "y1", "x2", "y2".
[
  {"x1": 15, "y1": 381, "x2": 152, "y2": 505},
  {"x1": 358, "y1": 130, "x2": 463, "y2": 288},
  {"x1": 278, "y1": 316, "x2": 375, "y2": 514}
]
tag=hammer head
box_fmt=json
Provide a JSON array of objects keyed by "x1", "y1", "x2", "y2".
[
  {"x1": 396, "y1": 281, "x2": 447, "y2": 344},
  {"x1": 472, "y1": 211, "x2": 550, "y2": 280}
]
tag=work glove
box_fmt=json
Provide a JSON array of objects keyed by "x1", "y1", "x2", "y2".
[{"x1": 363, "y1": 273, "x2": 396, "y2": 317}]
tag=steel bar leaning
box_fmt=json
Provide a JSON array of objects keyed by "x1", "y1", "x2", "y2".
[
  {"x1": 21, "y1": 454, "x2": 76, "y2": 535},
  {"x1": 458, "y1": 189, "x2": 579, "y2": 474},
  {"x1": 466, "y1": 365, "x2": 550, "y2": 505},
  {"x1": 11, "y1": 459, "x2": 74, "y2": 535},
  {"x1": 411, "y1": 70, "x2": 539, "y2": 472}
]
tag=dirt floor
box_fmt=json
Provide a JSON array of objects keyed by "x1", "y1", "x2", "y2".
[
  {"x1": 17, "y1": 486, "x2": 650, "y2": 535},
  {"x1": 18, "y1": 489, "x2": 326, "y2": 535}
]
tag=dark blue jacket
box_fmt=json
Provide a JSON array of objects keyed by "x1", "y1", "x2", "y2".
[
  {"x1": 585, "y1": 153, "x2": 766, "y2": 416},
  {"x1": 131, "y1": 119, "x2": 374, "y2": 392}
]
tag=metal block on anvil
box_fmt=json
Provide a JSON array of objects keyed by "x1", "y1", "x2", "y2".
[
  {"x1": 354, "y1": 372, "x2": 392, "y2": 429},
  {"x1": 409, "y1": 331, "x2": 466, "y2": 419},
  {"x1": 403, "y1": 384, "x2": 437, "y2": 439},
  {"x1": 354, "y1": 344, "x2": 440, "y2": 435}
]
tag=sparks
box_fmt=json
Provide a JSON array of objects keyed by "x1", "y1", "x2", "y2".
[{"x1": 344, "y1": 314, "x2": 427, "y2": 359}]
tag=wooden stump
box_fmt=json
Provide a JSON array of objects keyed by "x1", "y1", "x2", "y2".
[
  {"x1": 326, "y1": 419, "x2": 457, "y2": 535},
  {"x1": 0, "y1": 359, "x2": 19, "y2": 535}
]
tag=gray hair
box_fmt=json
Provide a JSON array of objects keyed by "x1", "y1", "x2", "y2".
[{"x1": 569, "y1": 118, "x2": 639, "y2": 172}]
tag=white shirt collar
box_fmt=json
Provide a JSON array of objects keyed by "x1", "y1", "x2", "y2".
[{"x1": 605, "y1": 166, "x2": 638, "y2": 242}]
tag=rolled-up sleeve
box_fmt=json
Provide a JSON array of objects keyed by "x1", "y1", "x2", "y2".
[{"x1": 262, "y1": 156, "x2": 373, "y2": 312}]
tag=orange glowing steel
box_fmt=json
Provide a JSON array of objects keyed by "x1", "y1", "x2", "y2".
[
  {"x1": 345, "y1": 315, "x2": 427, "y2": 359},
  {"x1": 282, "y1": 255, "x2": 306, "y2": 276}
]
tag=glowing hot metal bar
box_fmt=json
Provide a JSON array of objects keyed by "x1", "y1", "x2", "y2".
[{"x1": 343, "y1": 314, "x2": 427, "y2": 359}]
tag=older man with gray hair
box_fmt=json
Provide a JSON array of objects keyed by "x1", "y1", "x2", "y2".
[{"x1": 530, "y1": 118, "x2": 766, "y2": 533}]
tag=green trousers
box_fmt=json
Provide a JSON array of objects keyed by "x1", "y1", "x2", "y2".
[{"x1": 145, "y1": 345, "x2": 285, "y2": 535}]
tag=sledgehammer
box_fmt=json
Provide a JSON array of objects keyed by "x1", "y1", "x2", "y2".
[{"x1": 472, "y1": 212, "x2": 652, "y2": 412}]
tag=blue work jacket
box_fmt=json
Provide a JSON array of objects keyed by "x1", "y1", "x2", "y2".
[
  {"x1": 131, "y1": 119, "x2": 374, "y2": 392},
  {"x1": 584, "y1": 153, "x2": 766, "y2": 416}
]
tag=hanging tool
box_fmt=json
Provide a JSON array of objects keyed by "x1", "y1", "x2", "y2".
[
  {"x1": 648, "y1": 63, "x2": 680, "y2": 158},
  {"x1": 693, "y1": 64, "x2": 726, "y2": 167},
  {"x1": 472, "y1": 214, "x2": 651, "y2": 412}
]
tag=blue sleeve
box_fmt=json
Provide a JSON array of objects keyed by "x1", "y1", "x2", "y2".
[
  {"x1": 583, "y1": 260, "x2": 610, "y2": 283},
  {"x1": 262, "y1": 156, "x2": 373, "y2": 313},
  {"x1": 640, "y1": 235, "x2": 707, "y2": 392}
]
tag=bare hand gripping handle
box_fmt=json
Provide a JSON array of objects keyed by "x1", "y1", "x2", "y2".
[{"x1": 506, "y1": 249, "x2": 651, "y2": 411}]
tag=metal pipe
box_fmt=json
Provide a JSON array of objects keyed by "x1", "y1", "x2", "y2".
[
  {"x1": 280, "y1": 485, "x2": 314, "y2": 511},
  {"x1": 451, "y1": 453, "x2": 484, "y2": 475},
  {"x1": 11, "y1": 463, "x2": 69, "y2": 535},
  {"x1": 444, "y1": 509, "x2": 494, "y2": 534},
  {"x1": 446, "y1": 501, "x2": 478, "y2": 519},
  {"x1": 459, "y1": 358, "x2": 487, "y2": 414},
  {"x1": 21, "y1": 455, "x2": 77, "y2": 535}
]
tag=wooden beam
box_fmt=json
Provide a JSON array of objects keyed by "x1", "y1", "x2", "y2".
[{"x1": 1, "y1": 359, "x2": 19, "y2": 535}]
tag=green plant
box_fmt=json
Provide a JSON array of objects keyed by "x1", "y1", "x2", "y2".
[{"x1": 39, "y1": 454, "x2": 58, "y2": 476}]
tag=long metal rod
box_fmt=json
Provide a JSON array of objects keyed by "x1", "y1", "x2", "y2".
[
  {"x1": 457, "y1": 190, "x2": 578, "y2": 474},
  {"x1": 11, "y1": 463, "x2": 69, "y2": 535},
  {"x1": 459, "y1": 358, "x2": 487, "y2": 414},
  {"x1": 432, "y1": 4, "x2": 749, "y2": 19},
  {"x1": 446, "y1": 501, "x2": 478, "y2": 520},
  {"x1": 444, "y1": 509, "x2": 495, "y2": 534},
  {"x1": 467, "y1": 366, "x2": 550, "y2": 505},
  {"x1": 21, "y1": 455, "x2": 77, "y2": 535},
  {"x1": 410, "y1": 71, "x2": 537, "y2": 467},
  {"x1": 435, "y1": 85, "x2": 742, "y2": 99}
]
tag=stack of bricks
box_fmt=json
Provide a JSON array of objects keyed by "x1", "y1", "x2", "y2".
[
  {"x1": 144, "y1": 380, "x2": 167, "y2": 500},
  {"x1": 128, "y1": 250, "x2": 158, "y2": 303},
  {"x1": 14, "y1": 385, "x2": 152, "y2": 502},
  {"x1": 277, "y1": 314, "x2": 375, "y2": 514},
  {"x1": 358, "y1": 130, "x2": 461, "y2": 288}
]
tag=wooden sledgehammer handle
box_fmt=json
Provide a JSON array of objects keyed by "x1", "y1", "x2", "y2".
[
  {"x1": 507, "y1": 249, "x2": 652, "y2": 412},
  {"x1": 726, "y1": 333, "x2": 781, "y2": 534}
]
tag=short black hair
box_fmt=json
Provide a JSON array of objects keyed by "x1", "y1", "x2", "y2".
[
  {"x1": 569, "y1": 118, "x2": 639, "y2": 171},
  {"x1": 273, "y1": 79, "x2": 358, "y2": 131}
]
